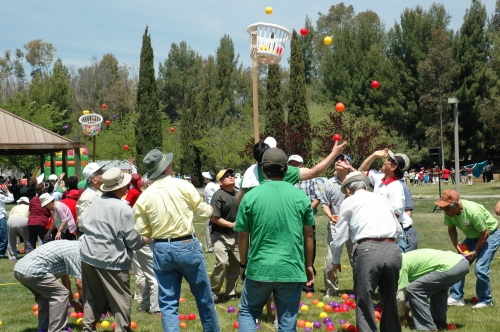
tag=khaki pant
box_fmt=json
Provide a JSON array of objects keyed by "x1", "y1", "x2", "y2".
[
  {"x1": 324, "y1": 221, "x2": 355, "y2": 297},
  {"x1": 14, "y1": 271, "x2": 69, "y2": 332},
  {"x1": 81, "y1": 262, "x2": 132, "y2": 332},
  {"x1": 131, "y1": 243, "x2": 159, "y2": 312},
  {"x1": 205, "y1": 219, "x2": 214, "y2": 252},
  {"x1": 210, "y1": 231, "x2": 240, "y2": 296}
]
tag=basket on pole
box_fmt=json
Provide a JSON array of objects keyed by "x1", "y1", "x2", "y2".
[
  {"x1": 247, "y1": 22, "x2": 292, "y2": 65},
  {"x1": 79, "y1": 114, "x2": 103, "y2": 137}
]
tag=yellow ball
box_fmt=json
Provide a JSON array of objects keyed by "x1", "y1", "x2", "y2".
[
  {"x1": 317, "y1": 302, "x2": 325, "y2": 308},
  {"x1": 265, "y1": 7, "x2": 273, "y2": 14},
  {"x1": 324, "y1": 36, "x2": 333, "y2": 45},
  {"x1": 76, "y1": 318, "x2": 83, "y2": 326},
  {"x1": 320, "y1": 312, "x2": 328, "y2": 319},
  {"x1": 101, "y1": 321, "x2": 110, "y2": 328},
  {"x1": 306, "y1": 322, "x2": 314, "y2": 328},
  {"x1": 83, "y1": 110, "x2": 90, "y2": 115},
  {"x1": 0, "y1": 321, "x2": 2, "y2": 326},
  {"x1": 300, "y1": 305, "x2": 309, "y2": 311}
]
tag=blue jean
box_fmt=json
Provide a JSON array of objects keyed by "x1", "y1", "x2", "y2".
[
  {"x1": 0, "y1": 216, "x2": 7, "y2": 257},
  {"x1": 153, "y1": 238, "x2": 220, "y2": 332},
  {"x1": 449, "y1": 228, "x2": 500, "y2": 304},
  {"x1": 238, "y1": 278, "x2": 303, "y2": 331}
]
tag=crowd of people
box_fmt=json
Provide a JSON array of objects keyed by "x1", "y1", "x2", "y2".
[{"x1": 0, "y1": 140, "x2": 499, "y2": 332}]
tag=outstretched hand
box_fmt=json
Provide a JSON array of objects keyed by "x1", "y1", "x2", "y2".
[
  {"x1": 331, "y1": 140, "x2": 348, "y2": 156},
  {"x1": 373, "y1": 148, "x2": 389, "y2": 159}
]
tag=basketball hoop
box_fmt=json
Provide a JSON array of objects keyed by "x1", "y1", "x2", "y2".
[
  {"x1": 247, "y1": 22, "x2": 292, "y2": 65},
  {"x1": 79, "y1": 113, "x2": 103, "y2": 137}
]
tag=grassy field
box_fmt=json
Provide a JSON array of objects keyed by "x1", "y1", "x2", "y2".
[{"x1": 0, "y1": 195, "x2": 499, "y2": 331}]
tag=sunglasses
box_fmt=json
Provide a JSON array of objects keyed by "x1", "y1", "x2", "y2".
[
  {"x1": 443, "y1": 202, "x2": 456, "y2": 211},
  {"x1": 335, "y1": 155, "x2": 345, "y2": 162},
  {"x1": 223, "y1": 174, "x2": 235, "y2": 179}
]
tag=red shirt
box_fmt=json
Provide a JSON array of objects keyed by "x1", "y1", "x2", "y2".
[
  {"x1": 125, "y1": 187, "x2": 141, "y2": 208},
  {"x1": 442, "y1": 169, "x2": 450, "y2": 179},
  {"x1": 27, "y1": 196, "x2": 51, "y2": 227}
]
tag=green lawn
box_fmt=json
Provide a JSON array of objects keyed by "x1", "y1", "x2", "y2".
[{"x1": 0, "y1": 196, "x2": 499, "y2": 331}]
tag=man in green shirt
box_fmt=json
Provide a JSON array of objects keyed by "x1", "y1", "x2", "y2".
[
  {"x1": 397, "y1": 249, "x2": 469, "y2": 331},
  {"x1": 435, "y1": 189, "x2": 500, "y2": 308},
  {"x1": 235, "y1": 148, "x2": 315, "y2": 331}
]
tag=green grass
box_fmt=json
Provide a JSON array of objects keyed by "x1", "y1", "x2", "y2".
[
  {"x1": 408, "y1": 178, "x2": 500, "y2": 197},
  {"x1": 1, "y1": 197, "x2": 499, "y2": 331}
]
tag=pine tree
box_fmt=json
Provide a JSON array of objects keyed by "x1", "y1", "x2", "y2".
[
  {"x1": 135, "y1": 26, "x2": 162, "y2": 174},
  {"x1": 453, "y1": 0, "x2": 489, "y2": 158},
  {"x1": 287, "y1": 30, "x2": 311, "y2": 157},
  {"x1": 265, "y1": 64, "x2": 284, "y2": 136}
]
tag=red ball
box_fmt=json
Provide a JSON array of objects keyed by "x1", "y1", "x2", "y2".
[
  {"x1": 105, "y1": 120, "x2": 111, "y2": 126},
  {"x1": 124, "y1": 144, "x2": 129, "y2": 150},
  {"x1": 102, "y1": 103, "x2": 107, "y2": 109},
  {"x1": 112, "y1": 322, "x2": 116, "y2": 330},
  {"x1": 179, "y1": 314, "x2": 187, "y2": 321},
  {"x1": 333, "y1": 307, "x2": 341, "y2": 313},
  {"x1": 470, "y1": 296, "x2": 479, "y2": 304},
  {"x1": 300, "y1": 28, "x2": 308, "y2": 36},
  {"x1": 170, "y1": 127, "x2": 175, "y2": 132},
  {"x1": 371, "y1": 80, "x2": 380, "y2": 89},
  {"x1": 233, "y1": 322, "x2": 239, "y2": 329},
  {"x1": 131, "y1": 321, "x2": 137, "y2": 330},
  {"x1": 459, "y1": 244, "x2": 469, "y2": 252},
  {"x1": 76, "y1": 312, "x2": 84, "y2": 319},
  {"x1": 350, "y1": 303, "x2": 357, "y2": 309},
  {"x1": 333, "y1": 134, "x2": 341, "y2": 141},
  {"x1": 188, "y1": 313, "x2": 196, "y2": 320},
  {"x1": 326, "y1": 325, "x2": 335, "y2": 331},
  {"x1": 448, "y1": 323, "x2": 457, "y2": 330},
  {"x1": 335, "y1": 102, "x2": 345, "y2": 112}
]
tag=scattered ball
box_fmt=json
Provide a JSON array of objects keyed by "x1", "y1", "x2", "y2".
[
  {"x1": 333, "y1": 134, "x2": 341, "y2": 141},
  {"x1": 101, "y1": 321, "x2": 110, "y2": 328},
  {"x1": 448, "y1": 323, "x2": 457, "y2": 330},
  {"x1": 188, "y1": 313, "x2": 196, "y2": 320},
  {"x1": 131, "y1": 321, "x2": 137, "y2": 330},
  {"x1": 471, "y1": 296, "x2": 479, "y2": 304},
  {"x1": 179, "y1": 322, "x2": 187, "y2": 329},
  {"x1": 228, "y1": 306, "x2": 235, "y2": 313},
  {"x1": 83, "y1": 110, "x2": 90, "y2": 115},
  {"x1": 170, "y1": 127, "x2": 175, "y2": 132},
  {"x1": 324, "y1": 36, "x2": 333, "y2": 45},
  {"x1": 113, "y1": 114, "x2": 117, "y2": 120},
  {"x1": 300, "y1": 28, "x2": 309, "y2": 36},
  {"x1": 179, "y1": 314, "x2": 187, "y2": 321},
  {"x1": 306, "y1": 292, "x2": 314, "y2": 298},
  {"x1": 349, "y1": 294, "x2": 356, "y2": 299},
  {"x1": 265, "y1": 6, "x2": 273, "y2": 14},
  {"x1": 102, "y1": 104, "x2": 107, "y2": 109},
  {"x1": 70, "y1": 312, "x2": 77, "y2": 319},
  {"x1": 335, "y1": 102, "x2": 345, "y2": 113},
  {"x1": 326, "y1": 325, "x2": 335, "y2": 331},
  {"x1": 317, "y1": 302, "x2": 325, "y2": 309},
  {"x1": 300, "y1": 305, "x2": 309, "y2": 312},
  {"x1": 312, "y1": 299, "x2": 320, "y2": 305},
  {"x1": 320, "y1": 312, "x2": 328, "y2": 319},
  {"x1": 180, "y1": 297, "x2": 185, "y2": 303},
  {"x1": 313, "y1": 321, "x2": 322, "y2": 328},
  {"x1": 233, "y1": 321, "x2": 239, "y2": 329},
  {"x1": 297, "y1": 320, "x2": 306, "y2": 328},
  {"x1": 76, "y1": 318, "x2": 83, "y2": 326},
  {"x1": 371, "y1": 80, "x2": 380, "y2": 89},
  {"x1": 339, "y1": 319, "x2": 347, "y2": 325},
  {"x1": 33, "y1": 304, "x2": 39, "y2": 311},
  {"x1": 324, "y1": 305, "x2": 333, "y2": 312},
  {"x1": 124, "y1": 144, "x2": 129, "y2": 150},
  {"x1": 105, "y1": 120, "x2": 111, "y2": 126},
  {"x1": 63, "y1": 125, "x2": 69, "y2": 131}
]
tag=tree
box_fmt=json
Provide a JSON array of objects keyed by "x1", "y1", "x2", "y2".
[
  {"x1": 215, "y1": 35, "x2": 238, "y2": 115},
  {"x1": 135, "y1": 26, "x2": 162, "y2": 173},
  {"x1": 418, "y1": 27, "x2": 458, "y2": 160},
  {"x1": 24, "y1": 39, "x2": 56, "y2": 75},
  {"x1": 453, "y1": 0, "x2": 489, "y2": 158},
  {"x1": 287, "y1": 30, "x2": 311, "y2": 157},
  {"x1": 300, "y1": 17, "x2": 316, "y2": 84},
  {"x1": 264, "y1": 64, "x2": 284, "y2": 136},
  {"x1": 0, "y1": 49, "x2": 26, "y2": 102}
]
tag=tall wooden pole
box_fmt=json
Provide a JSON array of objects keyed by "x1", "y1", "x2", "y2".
[{"x1": 251, "y1": 26, "x2": 259, "y2": 144}]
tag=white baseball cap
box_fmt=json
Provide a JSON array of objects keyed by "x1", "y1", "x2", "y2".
[
  {"x1": 48, "y1": 174, "x2": 58, "y2": 181},
  {"x1": 82, "y1": 163, "x2": 103, "y2": 180},
  {"x1": 264, "y1": 137, "x2": 277, "y2": 148},
  {"x1": 17, "y1": 197, "x2": 29, "y2": 204},
  {"x1": 288, "y1": 155, "x2": 304, "y2": 164}
]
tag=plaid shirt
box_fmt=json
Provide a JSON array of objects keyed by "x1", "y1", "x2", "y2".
[
  {"x1": 295, "y1": 179, "x2": 321, "y2": 203},
  {"x1": 14, "y1": 240, "x2": 82, "y2": 279}
]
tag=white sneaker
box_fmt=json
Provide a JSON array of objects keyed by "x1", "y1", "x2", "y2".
[
  {"x1": 472, "y1": 302, "x2": 493, "y2": 309},
  {"x1": 274, "y1": 320, "x2": 279, "y2": 328},
  {"x1": 447, "y1": 297, "x2": 465, "y2": 306}
]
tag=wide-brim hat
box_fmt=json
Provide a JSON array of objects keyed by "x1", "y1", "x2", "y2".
[
  {"x1": 341, "y1": 171, "x2": 371, "y2": 195},
  {"x1": 202, "y1": 171, "x2": 213, "y2": 180},
  {"x1": 100, "y1": 167, "x2": 132, "y2": 192},
  {"x1": 39, "y1": 193, "x2": 55, "y2": 207},
  {"x1": 143, "y1": 149, "x2": 174, "y2": 179},
  {"x1": 388, "y1": 150, "x2": 410, "y2": 172}
]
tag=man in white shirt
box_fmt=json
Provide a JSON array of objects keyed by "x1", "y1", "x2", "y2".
[
  {"x1": 0, "y1": 182, "x2": 15, "y2": 258},
  {"x1": 331, "y1": 171, "x2": 403, "y2": 332},
  {"x1": 358, "y1": 148, "x2": 410, "y2": 252},
  {"x1": 76, "y1": 163, "x2": 103, "y2": 234}
]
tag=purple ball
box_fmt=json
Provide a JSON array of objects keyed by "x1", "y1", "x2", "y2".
[
  {"x1": 112, "y1": 114, "x2": 117, "y2": 120},
  {"x1": 300, "y1": 301, "x2": 304, "y2": 306},
  {"x1": 349, "y1": 294, "x2": 356, "y2": 299},
  {"x1": 63, "y1": 125, "x2": 69, "y2": 131},
  {"x1": 323, "y1": 317, "x2": 332, "y2": 324},
  {"x1": 326, "y1": 322, "x2": 334, "y2": 327},
  {"x1": 67, "y1": 327, "x2": 72, "y2": 332},
  {"x1": 313, "y1": 321, "x2": 322, "y2": 329},
  {"x1": 304, "y1": 328, "x2": 313, "y2": 332},
  {"x1": 101, "y1": 313, "x2": 106, "y2": 319},
  {"x1": 67, "y1": 311, "x2": 71, "y2": 316},
  {"x1": 327, "y1": 301, "x2": 335, "y2": 306},
  {"x1": 332, "y1": 302, "x2": 340, "y2": 308},
  {"x1": 339, "y1": 319, "x2": 347, "y2": 324},
  {"x1": 68, "y1": 302, "x2": 72, "y2": 308},
  {"x1": 270, "y1": 304, "x2": 276, "y2": 311},
  {"x1": 228, "y1": 306, "x2": 235, "y2": 313},
  {"x1": 256, "y1": 325, "x2": 262, "y2": 330}
]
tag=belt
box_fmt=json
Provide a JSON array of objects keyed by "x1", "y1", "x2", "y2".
[
  {"x1": 154, "y1": 235, "x2": 193, "y2": 242},
  {"x1": 213, "y1": 229, "x2": 235, "y2": 234},
  {"x1": 404, "y1": 225, "x2": 412, "y2": 231},
  {"x1": 357, "y1": 238, "x2": 396, "y2": 245}
]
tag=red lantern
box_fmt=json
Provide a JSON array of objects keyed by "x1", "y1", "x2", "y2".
[
  {"x1": 300, "y1": 28, "x2": 308, "y2": 36},
  {"x1": 105, "y1": 120, "x2": 111, "y2": 126},
  {"x1": 371, "y1": 80, "x2": 380, "y2": 89},
  {"x1": 333, "y1": 134, "x2": 341, "y2": 141},
  {"x1": 335, "y1": 102, "x2": 345, "y2": 112},
  {"x1": 170, "y1": 127, "x2": 175, "y2": 132},
  {"x1": 124, "y1": 145, "x2": 129, "y2": 150}
]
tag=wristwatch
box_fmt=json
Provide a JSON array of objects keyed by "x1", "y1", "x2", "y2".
[
  {"x1": 240, "y1": 263, "x2": 247, "y2": 268},
  {"x1": 471, "y1": 250, "x2": 477, "y2": 256}
]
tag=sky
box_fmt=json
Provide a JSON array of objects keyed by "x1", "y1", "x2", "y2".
[{"x1": 1, "y1": 0, "x2": 497, "y2": 72}]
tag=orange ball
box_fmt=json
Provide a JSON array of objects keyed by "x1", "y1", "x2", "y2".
[
  {"x1": 323, "y1": 305, "x2": 333, "y2": 312},
  {"x1": 179, "y1": 297, "x2": 185, "y2": 303},
  {"x1": 341, "y1": 293, "x2": 349, "y2": 300},
  {"x1": 33, "y1": 310, "x2": 38, "y2": 316},
  {"x1": 297, "y1": 320, "x2": 306, "y2": 328},
  {"x1": 374, "y1": 311, "x2": 381, "y2": 319},
  {"x1": 342, "y1": 323, "x2": 352, "y2": 330},
  {"x1": 112, "y1": 322, "x2": 116, "y2": 330},
  {"x1": 74, "y1": 292, "x2": 80, "y2": 299},
  {"x1": 311, "y1": 299, "x2": 319, "y2": 305},
  {"x1": 335, "y1": 102, "x2": 345, "y2": 112},
  {"x1": 305, "y1": 292, "x2": 314, "y2": 298},
  {"x1": 33, "y1": 304, "x2": 39, "y2": 311},
  {"x1": 131, "y1": 321, "x2": 137, "y2": 330},
  {"x1": 70, "y1": 312, "x2": 77, "y2": 319}
]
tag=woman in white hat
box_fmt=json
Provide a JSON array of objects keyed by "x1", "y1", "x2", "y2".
[{"x1": 7, "y1": 197, "x2": 30, "y2": 260}]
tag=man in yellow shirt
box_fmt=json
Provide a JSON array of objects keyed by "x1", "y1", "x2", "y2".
[{"x1": 134, "y1": 149, "x2": 220, "y2": 332}]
